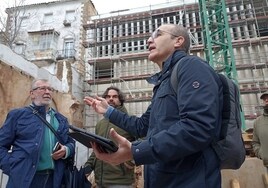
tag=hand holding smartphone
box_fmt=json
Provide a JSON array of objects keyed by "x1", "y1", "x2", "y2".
[{"x1": 52, "y1": 142, "x2": 61, "y2": 153}]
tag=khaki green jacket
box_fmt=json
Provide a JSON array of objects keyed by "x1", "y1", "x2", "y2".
[
  {"x1": 252, "y1": 109, "x2": 268, "y2": 166},
  {"x1": 85, "y1": 105, "x2": 136, "y2": 186}
]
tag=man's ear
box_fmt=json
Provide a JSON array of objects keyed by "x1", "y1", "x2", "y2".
[
  {"x1": 30, "y1": 91, "x2": 35, "y2": 99},
  {"x1": 174, "y1": 36, "x2": 184, "y2": 48}
]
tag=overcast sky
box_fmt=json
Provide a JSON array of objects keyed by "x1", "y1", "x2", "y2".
[
  {"x1": 0, "y1": 0, "x2": 179, "y2": 15},
  {"x1": 0, "y1": 0, "x2": 196, "y2": 30}
]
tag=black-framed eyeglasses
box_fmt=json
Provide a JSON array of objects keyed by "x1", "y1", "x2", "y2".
[
  {"x1": 32, "y1": 86, "x2": 54, "y2": 92},
  {"x1": 151, "y1": 29, "x2": 179, "y2": 39}
]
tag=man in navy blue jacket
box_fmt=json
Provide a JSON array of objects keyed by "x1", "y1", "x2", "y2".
[
  {"x1": 84, "y1": 24, "x2": 223, "y2": 188},
  {"x1": 0, "y1": 79, "x2": 75, "y2": 188}
]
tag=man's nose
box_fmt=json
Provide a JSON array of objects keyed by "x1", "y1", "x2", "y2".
[{"x1": 147, "y1": 37, "x2": 153, "y2": 44}]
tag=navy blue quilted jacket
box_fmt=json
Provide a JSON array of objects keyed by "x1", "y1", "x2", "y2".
[{"x1": 108, "y1": 50, "x2": 223, "y2": 188}]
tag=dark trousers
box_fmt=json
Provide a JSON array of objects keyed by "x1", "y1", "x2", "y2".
[{"x1": 29, "y1": 170, "x2": 53, "y2": 188}]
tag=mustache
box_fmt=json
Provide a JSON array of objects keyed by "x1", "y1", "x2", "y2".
[
  {"x1": 108, "y1": 101, "x2": 116, "y2": 106},
  {"x1": 43, "y1": 94, "x2": 52, "y2": 98}
]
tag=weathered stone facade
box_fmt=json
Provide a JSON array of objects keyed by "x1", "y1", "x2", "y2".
[{"x1": 0, "y1": 61, "x2": 33, "y2": 125}]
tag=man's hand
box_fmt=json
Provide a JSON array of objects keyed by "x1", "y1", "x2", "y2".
[
  {"x1": 92, "y1": 128, "x2": 133, "y2": 165},
  {"x1": 51, "y1": 143, "x2": 66, "y2": 160},
  {"x1": 84, "y1": 96, "x2": 109, "y2": 114}
]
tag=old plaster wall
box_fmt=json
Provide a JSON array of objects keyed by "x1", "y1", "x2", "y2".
[
  {"x1": 0, "y1": 62, "x2": 32, "y2": 125},
  {"x1": 55, "y1": 60, "x2": 84, "y2": 128}
]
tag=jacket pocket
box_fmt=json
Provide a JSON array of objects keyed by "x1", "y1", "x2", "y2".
[
  {"x1": 154, "y1": 83, "x2": 178, "y2": 118},
  {"x1": 1, "y1": 153, "x2": 11, "y2": 175},
  {"x1": 17, "y1": 119, "x2": 39, "y2": 137},
  {"x1": 9, "y1": 152, "x2": 33, "y2": 181},
  {"x1": 9, "y1": 152, "x2": 27, "y2": 168}
]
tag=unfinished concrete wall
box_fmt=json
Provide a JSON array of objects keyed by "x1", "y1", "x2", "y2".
[{"x1": 222, "y1": 157, "x2": 267, "y2": 188}]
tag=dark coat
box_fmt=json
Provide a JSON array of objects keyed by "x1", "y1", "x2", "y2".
[
  {"x1": 0, "y1": 105, "x2": 75, "y2": 188},
  {"x1": 108, "y1": 50, "x2": 223, "y2": 188}
]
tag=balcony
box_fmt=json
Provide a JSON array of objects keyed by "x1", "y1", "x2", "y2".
[
  {"x1": 56, "y1": 49, "x2": 76, "y2": 60},
  {"x1": 28, "y1": 48, "x2": 57, "y2": 64}
]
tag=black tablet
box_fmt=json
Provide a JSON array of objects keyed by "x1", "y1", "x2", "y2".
[{"x1": 68, "y1": 125, "x2": 118, "y2": 153}]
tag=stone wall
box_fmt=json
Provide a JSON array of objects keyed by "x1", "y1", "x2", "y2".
[
  {"x1": 0, "y1": 60, "x2": 83, "y2": 127},
  {"x1": 0, "y1": 61, "x2": 33, "y2": 125}
]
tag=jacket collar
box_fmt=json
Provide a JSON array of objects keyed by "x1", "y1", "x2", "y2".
[
  {"x1": 30, "y1": 103, "x2": 48, "y2": 115},
  {"x1": 116, "y1": 105, "x2": 128, "y2": 113},
  {"x1": 147, "y1": 50, "x2": 187, "y2": 85}
]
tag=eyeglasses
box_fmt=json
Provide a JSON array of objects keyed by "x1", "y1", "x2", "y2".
[
  {"x1": 151, "y1": 29, "x2": 179, "y2": 39},
  {"x1": 32, "y1": 86, "x2": 54, "y2": 92}
]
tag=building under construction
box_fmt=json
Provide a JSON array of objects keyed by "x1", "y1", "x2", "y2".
[
  {"x1": 83, "y1": 0, "x2": 268, "y2": 130},
  {"x1": 0, "y1": 0, "x2": 268, "y2": 187}
]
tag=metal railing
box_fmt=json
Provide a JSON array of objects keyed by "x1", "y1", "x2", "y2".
[{"x1": 56, "y1": 49, "x2": 76, "y2": 60}]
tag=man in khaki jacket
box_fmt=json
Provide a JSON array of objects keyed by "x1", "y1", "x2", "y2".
[
  {"x1": 253, "y1": 91, "x2": 268, "y2": 172},
  {"x1": 84, "y1": 86, "x2": 136, "y2": 188}
]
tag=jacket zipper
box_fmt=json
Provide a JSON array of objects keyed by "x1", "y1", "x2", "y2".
[{"x1": 100, "y1": 121, "x2": 110, "y2": 186}]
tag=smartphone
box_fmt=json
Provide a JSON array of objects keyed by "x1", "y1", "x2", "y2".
[{"x1": 52, "y1": 142, "x2": 60, "y2": 153}]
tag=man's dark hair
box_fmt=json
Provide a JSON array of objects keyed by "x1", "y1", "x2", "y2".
[
  {"x1": 102, "y1": 86, "x2": 125, "y2": 105},
  {"x1": 165, "y1": 24, "x2": 190, "y2": 54}
]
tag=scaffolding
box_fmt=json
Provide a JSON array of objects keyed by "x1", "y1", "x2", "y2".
[{"x1": 83, "y1": 0, "x2": 268, "y2": 129}]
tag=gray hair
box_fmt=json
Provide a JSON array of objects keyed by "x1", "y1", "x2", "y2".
[{"x1": 31, "y1": 79, "x2": 49, "y2": 90}]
